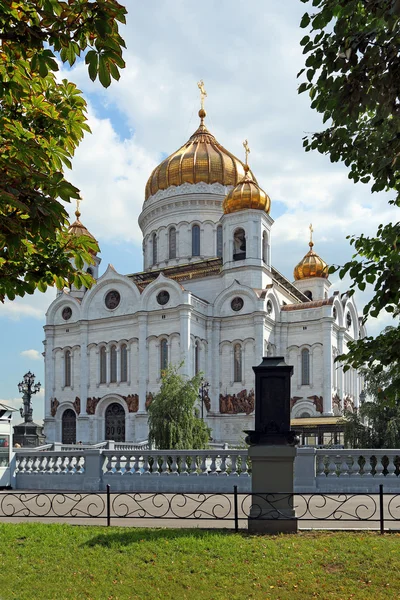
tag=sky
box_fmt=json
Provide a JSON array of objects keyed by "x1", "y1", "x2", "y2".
[{"x1": 1, "y1": 0, "x2": 398, "y2": 424}]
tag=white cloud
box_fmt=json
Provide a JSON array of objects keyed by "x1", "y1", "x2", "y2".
[
  {"x1": 20, "y1": 349, "x2": 42, "y2": 361},
  {"x1": 0, "y1": 288, "x2": 55, "y2": 321}
]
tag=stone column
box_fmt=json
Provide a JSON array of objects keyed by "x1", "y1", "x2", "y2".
[
  {"x1": 210, "y1": 319, "x2": 221, "y2": 413},
  {"x1": 138, "y1": 314, "x2": 148, "y2": 413},
  {"x1": 116, "y1": 346, "x2": 121, "y2": 383},
  {"x1": 79, "y1": 324, "x2": 88, "y2": 416},
  {"x1": 180, "y1": 308, "x2": 191, "y2": 377},
  {"x1": 254, "y1": 315, "x2": 264, "y2": 363},
  {"x1": 44, "y1": 327, "x2": 55, "y2": 419},
  {"x1": 322, "y1": 321, "x2": 333, "y2": 415},
  {"x1": 337, "y1": 328, "x2": 345, "y2": 403}
]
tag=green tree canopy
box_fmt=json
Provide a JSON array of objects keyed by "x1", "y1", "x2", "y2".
[
  {"x1": 148, "y1": 365, "x2": 211, "y2": 450},
  {"x1": 0, "y1": 0, "x2": 126, "y2": 301},
  {"x1": 298, "y1": 0, "x2": 400, "y2": 383}
]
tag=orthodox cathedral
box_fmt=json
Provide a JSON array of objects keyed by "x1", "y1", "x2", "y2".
[{"x1": 43, "y1": 85, "x2": 364, "y2": 446}]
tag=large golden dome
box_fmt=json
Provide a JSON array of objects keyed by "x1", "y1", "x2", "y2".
[
  {"x1": 294, "y1": 241, "x2": 328, "y2": 280},
  {"x1": 145, "y1": 110, "x2": 256, "y2": 200},
  {"x1": 223, "y1": 164, "x2": 271, "y2": 214}
]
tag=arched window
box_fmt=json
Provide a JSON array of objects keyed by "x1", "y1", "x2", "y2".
[
  {"x1": 233, "y1": 228, "x2": 246, "y2": 261},
  {"x1": 110, "y1": 345, "x2": 117, "y2": 383},
  {"x1": 304, "y1": 290, "x2": 313, "y2": 300},
  {"x1": 216, "y1": 225, "x2": 223, "y2": 258},
  {"x1": 234, "y1": 343, "x2": 242, "y2": 382},
  {"x1": 194, "y1": 341, "x2": 200, "y2": 375},
  {"x1": 169, "y1": 227, "x2": 176, "y2": 259},
  {"x1": 160, "y1": 339, "x2": 168, "y2": 375},
  {"x1": 120, "y1": 344, "x2": 128, "y2": 382},
  {"x1": 262, "y1": 231, "x2": 268, "y2": 263},
  {"x1": 192, "y1": 224, "x2": 200, "y2": 256},
  {"x1": 100, "y1": 347, "x2": 107, "y2": 384},
  {"x1": 301, "y1": 348, "x2": 310, "y2": 385},
  {"x1": 64, "y1": 350, "x2": 71, "y2": 387},
  {"x1": 62, "y1": 409, "x2": 76, "y2": 444},
  {"x1": 152, "y1": 232, "x2": 157, "y2": 265}
]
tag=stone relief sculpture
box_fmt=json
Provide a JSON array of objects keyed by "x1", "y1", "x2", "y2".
[
  {"x1": 290, "y1": 396, "x2": 303, "y2": 410},
  {"x1": 50, "y1": 398, "x2": 59, "y2": 417},
  {"x1": 145, "y1": 392, "x2": 153, "y2": 410},
  {"x1": 86, "y1": 397, "x2": 101, "y2": 415},
  {"x1": 219, "y1": 389, "x2": 254, "y2": 415},
  {"x1": 344, "y1": 396, "x2": 354, "y2": 412},
  {"x1": 332, "y1": 393, "x2": 341, "y2": 415},
  {"x1": 73, "y1": 396, "x2": 81, "y2": 415},
  {"x1": 307, "y1": 395, "x2": 323, "y2": 414},
  {"x1": 123, "y1": 394, "x2": 139, "y2": 413}
]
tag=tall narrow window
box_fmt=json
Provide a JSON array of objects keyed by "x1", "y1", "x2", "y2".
[
  {"x1": 120, "y1": 344, "x2": 128, "y2": 382},
  {"x1": 64, "y1": 350, "x2": 71, "y2": 387},
  {"x1": 169, "y1": 227, "x2": 176, "y2": 259},
  {"x1": 195, "y1": 341, "x2": 200, "y2": 375},
  {"x1": 234, "y1": 343, "x2": 242, "y2": 382},
  {"x1": 233, "y1": 228, "x2": 246, "y2": 261},
  {"x1": 301, "y1": 348, "x2": 310, "y2": 385},
  {"x1": 216, "y1": 225, "x2": 223, "y2": 258},
  {"x1": 160, "y1": 339, "x2": 168, "y2": 375},
  {"x1": 100, "y1": 347, "x2": 107, "y2": 384},
  {"x1": 262, "y1": 231, "x2": 268, "y2": 263},
  {"x1": 152, "y1": 232, "x2": 157, "y2": 265},
  {"x1": 192, "y1": 224, "x2": 200, "y2": 256},
  {"x1": 110, "y1": 345, "x2": 117, "y2": 383}
]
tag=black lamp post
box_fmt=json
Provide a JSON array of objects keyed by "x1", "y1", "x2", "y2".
[
  {"x1": 17, "y1": 371, "x2": 41, "y2": 424},
  {"x1": 199, "y1": 379, "x2": 209, "y2": 421}
]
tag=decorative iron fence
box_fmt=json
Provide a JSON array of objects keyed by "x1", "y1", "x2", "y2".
[{"x1": 1, "y1": 485, "x2": 400, "y2": 533}]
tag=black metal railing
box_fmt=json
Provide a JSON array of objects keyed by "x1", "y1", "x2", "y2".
[{"x1": 1, "y1": 485, "x2": 399, "y2": 533}]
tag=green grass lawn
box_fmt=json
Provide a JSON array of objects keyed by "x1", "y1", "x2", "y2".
[{"x1": 0, "y1": 524, "x2": 399, "y2": 600}]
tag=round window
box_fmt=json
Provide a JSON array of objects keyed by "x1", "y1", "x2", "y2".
[
  {"x1": 231, "y1": 297, "x2": 244, "y2": 312},
  {"x1": 105, "y1": 290, "x2": 121, "y2": 310},
  {"x1": 62, "y1": 307, "x2": 72, "y2": 321},
  {"x1": 157, "y1": 290, "x2": 170, "y2": 306},
  {"x1": 266, "y1": 300, "x2": 273, "y2": 315}
]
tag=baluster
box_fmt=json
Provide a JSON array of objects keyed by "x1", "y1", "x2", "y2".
[
  {"x1": 160, "y1": 455, "x2": 169, "y2": 475},
  {"x1": 142, "y1": 455, "x2": 151, "y2": 475},
  {"x1": 114, "y1": 454, "x2": 122, "y2": 475},
  {"x1": 209, "y1": 454, "x2": 217, "y2": 476},
  {"x1": 44, "y1": 455, "x2": 53, "y2": 475},
  {"x1": 16, "y1": 456, "x2": 25, "y2": 473},
  {"x1": 199, "y1": 454, "x2": 208, "y2": 476},
  {"x1": 124, "y1": 454, "x2": 132, "y2": 475},
  {"x1": 75, "y1": 456, "x2": 83, "y2": 474},
  {"x1": 219, "y1": 453, "x2": 228, "y2": 476},
  {"x1": 375, "y1": 454, "x2": 384, "y2": 478},
  {"x1": 104, "y1": 454, "x2": 113, "y2": 474},
  {"x1": 339, "y1": 455, "x2": 349, "y2": 478},
  {"x1": 239, "y1": 452, "x2": 249, "y2": 477},
  {"x1": 152, "y1": 455, "x2": 160, "y2": 475},
  {"x1": 327, "y1": 454, "x2": 338, "y2": 477},
  {"x1": 61, "y1": 456, "x2": 70, "y2": 474},
  {"x1": 169, "y1": 454, "x2": 178, "y2": 475},
  {"x1": 363, "y1": 455, "x2": 373, "y2": 477},
  {"x1": 347, "y1": 454, "x2": 357, "y2": 477},
  {"x1": 387, "y1": 454, "x2": 397, "y2": 478},
  {"x1": 190, "y1": 455, "x2": 198, "y2": 475},
  {"x1": 180, "y1": 455, "x2": 188, "y2": 476},
  {"x1": 30, "y1": 455, "x2": 39, "y2": 474},
  {"x1": 230, "y1": 454, "x2": 238, "y2": 476},
  {"x1": 316, "y1": 453, "x2": 326, "y2": 477}
]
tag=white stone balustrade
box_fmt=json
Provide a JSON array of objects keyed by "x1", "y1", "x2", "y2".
[{"x1": 11, "y1": 447, "x2": 400, "y2": 493}]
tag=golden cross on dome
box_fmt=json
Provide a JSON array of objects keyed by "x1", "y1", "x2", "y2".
[
  {"x1": 243, "y1": 139, "x2": 250, "y2": 166},
  {"x1": 309, "y1": 223, "x2": 314, "y2": 245},
  {"x1": 75, "y1": 195, "x2": 82, "y2": 219},
  {"x1": 197, "y1": 79, "x2": 207, "y2": 110}
]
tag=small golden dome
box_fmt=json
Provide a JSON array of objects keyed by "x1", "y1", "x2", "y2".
[
  {"x1": 222, "y1": 164, "x2": 271, "y2": 214},
  {"x1": 68, "y1": 204, "x2": 98, "y2": 255},
  {"x1": 293, "y1": 241, "x2": 328, "y2": 280},
  {"x1": 145, "y1": 111, "x2": 256, "y2": 201}
]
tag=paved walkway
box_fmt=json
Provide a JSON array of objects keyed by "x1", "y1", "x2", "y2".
[{"x1": 0, "y1": 491, "x2": 399, "y2": 530}]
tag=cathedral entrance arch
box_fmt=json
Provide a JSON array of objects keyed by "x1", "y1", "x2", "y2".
[
  {"x1": 105, "y1": 403, "x2": 125, "y2": 442},
  {"x1": 62, "y1": 409, "x2": 76, "y2": 444}
]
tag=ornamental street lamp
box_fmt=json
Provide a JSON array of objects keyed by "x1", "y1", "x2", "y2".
[
  {"x1": 199, "y1": 379, "x2": 209, "y2": 421},
  {"x1": 17, "y1": 371, "x2": 41, "y2": 424}
]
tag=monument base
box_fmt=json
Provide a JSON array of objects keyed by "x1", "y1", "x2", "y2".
[
  {"x1": 248, "y1": 444, "x2": 297, "y2": 534},
  {"x1": 13, "y1": 421, "x2": 45, "y2": 448}
]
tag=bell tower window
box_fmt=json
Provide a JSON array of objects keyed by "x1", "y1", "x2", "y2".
[
  {"x1": 233, "y1": 228, "x2": 246, "y2": 261},
  {"x1": 192, "y1": 224, "x2": 200, "y2": 257},
  {"x1": 152, "y1": 232, "x2": 157, "y2": 265},
  {"x1": 216, "y1": 225, "x2": 223, "y2": 258},
  {"x1": 169, "y1": 227, "x2": 177, "y2": 259}
]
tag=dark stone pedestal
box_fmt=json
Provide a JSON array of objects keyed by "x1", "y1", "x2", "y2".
[{"x1": 13, "y1": 422, "x2": 45, "y2": 447}]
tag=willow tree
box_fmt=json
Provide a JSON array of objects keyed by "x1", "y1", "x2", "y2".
[{"x1": 148, "y1": 365, "x2": 210, "y2": 450}]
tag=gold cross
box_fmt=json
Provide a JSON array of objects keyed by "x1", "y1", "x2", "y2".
[
  {"x1": 76, "y1": 195, "x2": 82, "y2": 218},
  {"x1": 197, "y1": 79, "x2": 207, "y2": 110},
  {"x1": 243, "y1": 139, "x2": 250, "y2": 165},
  {"x1": 309, "y1": 223, "x2": 314, "y2": 244}
]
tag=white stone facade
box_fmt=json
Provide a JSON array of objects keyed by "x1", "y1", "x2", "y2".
[{"x1": 44, "y1": 181, "x2": 363, "y2": 445}]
